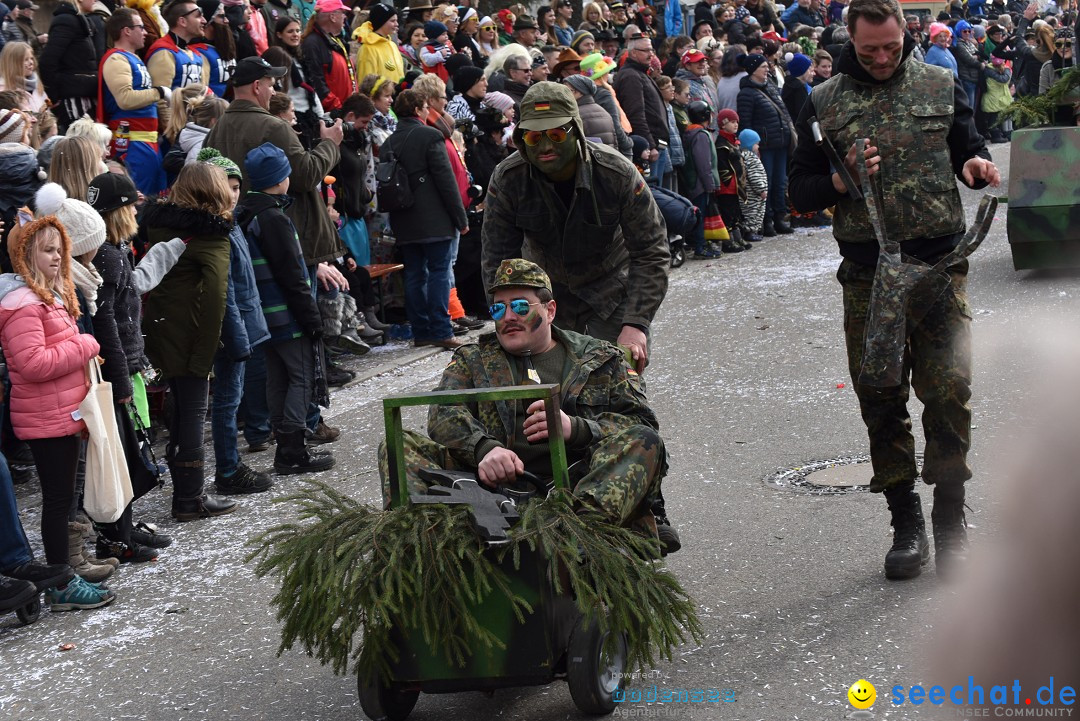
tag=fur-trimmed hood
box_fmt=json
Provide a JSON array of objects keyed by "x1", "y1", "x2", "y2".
[{"x1": 3, "y1": 215, "x2": 81, "y2": 318}]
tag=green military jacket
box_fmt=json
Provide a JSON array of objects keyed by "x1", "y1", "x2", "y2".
[
  {"x1": 427, "y1": 325, "x2": 660, "y2": 467},
  {"x1": 813, "y1": 54, "x2": 966, "y2": 244},
  {"x1": 480, "y1": 141, "x2": 670, "y2": 330}
]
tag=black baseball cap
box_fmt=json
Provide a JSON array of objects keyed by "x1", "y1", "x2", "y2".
[
  {"x1": 16, "y1": 0, "x2": 40, "y2": 10},
  {"x1": 232, "y1": 56, "x2": 288, "y2": 87},
  {"x1": 87, "y1": 172, "x2": 138, "y2": 213}
]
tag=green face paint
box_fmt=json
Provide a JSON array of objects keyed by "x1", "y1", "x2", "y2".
[{"x1": 523, "y1": 129, "x2": 579, "y2": 181}]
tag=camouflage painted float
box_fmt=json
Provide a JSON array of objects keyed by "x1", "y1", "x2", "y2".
[{"x1": 1006, "y1": 126, "x2": 1080, "y2": 270}]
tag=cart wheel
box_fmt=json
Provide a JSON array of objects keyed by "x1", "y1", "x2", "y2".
[
  {"x1": 357, "y1": 676, "x2": 418, "y2": 721},
  {"x1": 16, "y1": 596, "x2": 41, "y2": 625},
  {"x1": 567, "y1": 617, "x2": 628, "y2": 715},
  {"x1": 670, "y1": 243, "x2": 686, "y2": 269}
]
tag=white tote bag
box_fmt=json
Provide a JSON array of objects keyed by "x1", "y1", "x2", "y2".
[{"x1": 80, "y1": 359, "x2": 133, "y2": 523}]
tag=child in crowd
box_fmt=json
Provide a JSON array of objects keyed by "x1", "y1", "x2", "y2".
[
  {"x1": 197, "y1": 148, "x2": 275, "y2": 495},
  {"x1": 812, "y1": 49, "x2": 832, "y2": 86},
  {"x1": 269, "y1": 92, "x2": 296, "y2": 127},
  {"x1": 714, "y1": 108, "x2": 751, "y2": 252},
  {"x1": 141, "y1": 163, "x2": 237, "y2": 522},
  {"x1": 421, "y1": 21, "x2": 453, "y2": 82},
  {"x1": 680, "y1": 101, "x2": 722, "y2": 259},
  {"x1": 234, "y1": 143, "x2": 335, "y2": 476},
  {"x1": 47, "y1": 136, "x2": 106, "y2": 203},
  {"x1": 982, "y1": 55, "x2": 1013, "y2": 143},
  {"x1": 0, "y1": 213, "x2": 113, "y2": 610},
  {"x1": 670, "y1": 76, "x2": 691, "y2": 136},
  {"x1": 654, "y1": 75, "x2": 684, "y2": 193},
  {"x1": 738, "y1": 128, "x2": 769, "y2": 242},
  {"x1": 359, "y1": 74, "x2": 397, "y2": 144},
  {"x1": 87, "y1": 171, "x2": 185, "y2": 554}
]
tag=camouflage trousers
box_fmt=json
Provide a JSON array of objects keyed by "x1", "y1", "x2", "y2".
[
  {"x1": 378, "y1": 425, "x2": 665, "y2": 527},
  {"x1": 838, "y1": 258, "x2": 973, "y2": 493}
]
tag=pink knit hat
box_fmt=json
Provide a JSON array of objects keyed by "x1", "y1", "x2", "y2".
[{"x1": 929, "y1": 22, "x2": 952, "y2": 41}]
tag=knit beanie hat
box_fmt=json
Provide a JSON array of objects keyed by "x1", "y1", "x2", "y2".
[
  {"x1": 36, "y1": 183, "x2": 107, "y2": 258},
  {"x1": 244, "y1": 142, "x2": 291, "y2": 191},
  {"x1": 453, "y1": 65, "x2": 485, "y2": 94},
  {"x1": 0, "y1": 109, "x2": 27, "y2": 144},
  {"x1": 482, "y1": 91, "x2": 515, "y2": 113},
  {"x1": 570, "y1": 29, "x2": 594, "y2": 53},
  {"x1": 36, "y1": 134, "x2": 63, "y2": 171},
  {"x1": 197, "y1": 147, "x2": 242, "y2": 180},
  {"x1": 738, "y1": 53, "x2": 768, "y2": 74},
  {"x1": 738, "y1": 128, "x2": 761, "y2": 148},
  {"x1": 786, "y1": 52, "x2": 812, "y2": 77},
  {"x1": 367, "y1": 3, "x2": 395, "y2": 31},
  {"x1": 563, "y1": 73, "x2": 596, "y2": 97},
  {"x1": 425, "y1": 20, "x2": 448, "y2": 40},
  {"x1": 716, "y1": 108, "x2": 740, "y2": 126}
]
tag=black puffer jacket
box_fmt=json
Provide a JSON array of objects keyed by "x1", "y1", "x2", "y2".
[
  {"x1": 40, "y1": 3, "x2": 99, "y2": 102},
  {"x1": 91, "y1": 242, "x2": 147, "y2": 400},
  {"x1": 611, "y1": 58, "x2": 669, "y2": 149},
  {"x1": 736, "y1": 74, "x2": 793, "y2": 151}
]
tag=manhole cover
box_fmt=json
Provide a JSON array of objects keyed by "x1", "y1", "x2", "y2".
[{"x1": 766, "y1": 455, "x2": 923, "y2": 495}]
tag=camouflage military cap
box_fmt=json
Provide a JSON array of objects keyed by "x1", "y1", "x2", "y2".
[
  {"x1": 518, "y1": 81, "x2": 580, "y2": 132},
  {"x1": 488, "y1": 258, "x2": 553, "y2": 293}
]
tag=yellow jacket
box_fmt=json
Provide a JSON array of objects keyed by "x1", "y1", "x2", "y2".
[{"x1": 354, "y1": 21, "x2": 404, "y2": 86}]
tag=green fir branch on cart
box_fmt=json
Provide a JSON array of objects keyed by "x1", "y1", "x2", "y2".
[
  {"x1": 248, "y1": 481, "x2": 703, "y2": 685},
  {"x1": 1001, "y1": 65, "x2": 1080, "y2": 128},
  {"x1": 246, "y1": 482, "x2": 531, "y2": 684},
  {"x1": 507, "y1": 489, "x2": 705, "y2": 670}
]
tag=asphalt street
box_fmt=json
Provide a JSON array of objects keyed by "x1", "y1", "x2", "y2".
[{"x1": 3, "y1": 144, "x2": 1079, "y2": 721}]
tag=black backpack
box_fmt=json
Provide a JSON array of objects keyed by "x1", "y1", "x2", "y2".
[{"x1": 376, "y1": 126, "x2": 420, "y2": 213}]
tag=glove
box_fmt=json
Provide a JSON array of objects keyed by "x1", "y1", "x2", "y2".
[{"x1": 158, "y1": 86, "x2": 173, "y2": 103}]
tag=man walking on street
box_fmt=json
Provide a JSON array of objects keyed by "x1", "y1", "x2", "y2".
[{"x1": 788, "y1": 0, "x2": 1000, "y2": 581}]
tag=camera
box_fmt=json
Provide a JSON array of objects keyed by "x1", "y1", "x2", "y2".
[{"x1": 322, "y1": 115, "x2": 355, "y2": 131}]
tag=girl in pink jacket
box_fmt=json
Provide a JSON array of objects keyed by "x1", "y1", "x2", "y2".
[{"x1": 0, "y1": 214, "x2": 116, "y2": 611}]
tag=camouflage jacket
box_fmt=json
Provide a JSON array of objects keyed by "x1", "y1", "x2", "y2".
[
  {"x1": 810, "y1": 55, "x2": 966, "y2": 244},
  {"x1": 427, "y1": 326, "x2": 660, "y2": 467},
  {"x1": 480, "y1": 142, "x2": 670, "y2": 330}
]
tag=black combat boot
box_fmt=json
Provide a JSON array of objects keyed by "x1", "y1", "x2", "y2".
[
  {"x1": 762, "y1": 216, "x2": 777, "y2": 237},
  {"x1": 931, "y1": 484, "x2": 969, "y2": 580},
  {"x1": 274, "y1": 429, "x2": 336, "y2": 475},
  {"x1": 773, "y1": 214, "x2": 794, "y2": 234},
  {"x1": 651, "y1": 494, "x2": 681, "y2": 556},
  {"x1": 883, "y1": 485, "x2": 930, "y2": 580}
]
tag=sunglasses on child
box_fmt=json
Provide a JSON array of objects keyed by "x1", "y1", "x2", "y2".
[
  {"x1": 1056, "y1": 39, "x2": 1071, "y2": 48},
  {"x1": 489, "y1": 299, "x2": 544, "y2": 320},
  {"x1": 521, "y1": 123, "x2": 574, "y2": 147}
]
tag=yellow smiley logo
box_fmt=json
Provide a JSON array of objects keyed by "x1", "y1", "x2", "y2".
[{"x1": 848, "y1": 679, "x2": 876, "y2": 710}]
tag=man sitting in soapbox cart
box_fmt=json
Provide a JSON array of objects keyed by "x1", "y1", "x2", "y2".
[{"x1": 378, "y1": 258, "x2": 679, "y2": 554}]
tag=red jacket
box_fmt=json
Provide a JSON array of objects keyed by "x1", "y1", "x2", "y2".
[{"x1": 0, "y1": 287, "x2": 100, "y2": 440}]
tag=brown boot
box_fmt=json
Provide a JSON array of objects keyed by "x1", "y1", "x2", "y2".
[
  {"x1": 68, "y1": 522, "x2": 115, "y2": 582},
  {"x1": 72, "y1": 518, "x2": 119, "y2": 569}
]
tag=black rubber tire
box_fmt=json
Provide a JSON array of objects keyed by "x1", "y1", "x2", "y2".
[
  {"x1": 16, "y1": 596, "x2": 41, "y2": 625},
  {"x1": 670, "y1": 245, "x2": 686, "y2": 268},
  {"x1": 567, "y1": 617, "x2": 628, "y2": 715},
  {"x1": 357, "y1": 676, "x2": 419, "y2": 721}
]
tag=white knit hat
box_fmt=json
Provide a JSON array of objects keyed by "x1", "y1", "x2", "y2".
[{"x1": 35, "y1": 183, "x2": 107, "y2": 257}]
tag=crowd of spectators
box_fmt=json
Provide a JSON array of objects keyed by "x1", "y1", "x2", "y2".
[{"x1": 0, "y1": 0, "x2": 1074, "y2": 617}]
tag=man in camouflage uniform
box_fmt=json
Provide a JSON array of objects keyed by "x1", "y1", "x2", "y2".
[
  {"x1": 378, "y1": 259, "x2": 677, "y2": 552},
  {"x1": 788, "y1": 0, "x2": 1000, "y2": 580},
  {"x1": 481, "y1": 82, "x2": 670, "y2": 375}
]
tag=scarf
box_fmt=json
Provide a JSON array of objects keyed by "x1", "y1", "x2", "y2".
[
  {"x1": 25, "y1": 74, "x2": 37, "y2": 94},
  {"x1": 70, "y1": 260, "x2": 102, "y2": 316}
]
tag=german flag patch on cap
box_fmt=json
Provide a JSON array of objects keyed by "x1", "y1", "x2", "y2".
[{"x1": 534, "y1": 102, "x2": 551, "y2": 111}]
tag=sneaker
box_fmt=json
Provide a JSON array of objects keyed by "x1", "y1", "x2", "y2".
[
  {"x1": 307, "y1": 420, "x2": 341, "y2": 445},
  {"x1": 4, "y1": 561, "x2": 74, "y2": 591},
  {"x1": 721, "y1": 239, "x2": 744, "y2": 253},
  {"x1": 215, "y1": 463, "x2": 274, "y2": 495},
  {"x1": 96, "y1": 538, "x2": 158, "y2": 564},
  {"x1": 131, "y1": 522, "x2": 172, "y2": 549},
  {"x1": 274, "y1": 448, "x2": 336, "y2": 475},
  {"x1": 46, "y1": 575, "x2": 116, "y2": 612},
  {"x1": 691, "y1": 247, "x2": 722, "y2": 259}
]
